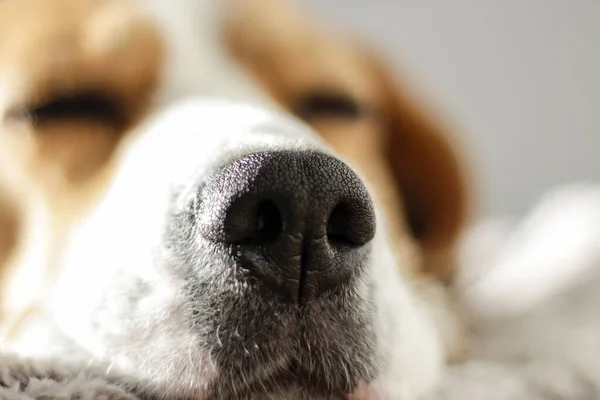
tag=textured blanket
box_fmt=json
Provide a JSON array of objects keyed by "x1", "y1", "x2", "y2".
[
  {"x1": 0, "y1": 354, "x2": 138, "y2": 400},
  {"x1": 1, "y1": 355, "x2": 597, "y2": 400}
]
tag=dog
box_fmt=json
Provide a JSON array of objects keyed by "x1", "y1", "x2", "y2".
[{"x1": 0, "y1": 0, "x2": 469, "y2": 398}]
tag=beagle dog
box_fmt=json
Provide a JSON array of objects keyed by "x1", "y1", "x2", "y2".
[{"x1": 0, "y1": 0, "x2": 469, "y2": 398}]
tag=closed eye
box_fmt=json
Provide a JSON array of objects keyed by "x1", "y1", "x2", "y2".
[
  {"x1": 293, "y1": 91, "x2": 363, "y2": 120},
  {"x1": 8, "y1": 91, "x2": 125, "y2": 128}
]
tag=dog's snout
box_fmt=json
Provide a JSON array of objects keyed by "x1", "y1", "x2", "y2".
[{"x1": 199, "y1": 150, "x2": 375, "y2": 303}]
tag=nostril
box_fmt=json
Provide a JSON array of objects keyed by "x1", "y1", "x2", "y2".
[
  {"x1": 253, "y1": 201, "x2": 282, "y2": 244},
  {"x1": 227, "y1": 200, "x2": 283, "y2": 245},
  {"x1": 327, "y1": 203, "x2": 354, "y2": 246},
  {"x1": 327, "y1": 202, "x2": 374, "y2": 247}
]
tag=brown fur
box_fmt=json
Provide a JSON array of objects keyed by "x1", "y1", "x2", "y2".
[
  {"x1": 0, "y1": 0, "x2": 164, "y2": 322},
  {"x1": 0, "y1": 0, "x2": 163, "y2": 208},
  {"x1": 0, "y1": 187, "x2": 20, "y2": 272},
  {"x1": 224, "y1": 0, "x2": 470, "y2": 282}
]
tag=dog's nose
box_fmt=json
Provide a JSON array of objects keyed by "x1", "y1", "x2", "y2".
[{"x1": 199, "y1": 150, "x2": 376, "y2": 303}]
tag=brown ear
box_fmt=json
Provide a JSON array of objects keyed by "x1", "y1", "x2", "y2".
[{"x1": 371, "y1": 54, "x2": 471, "y2": 283}]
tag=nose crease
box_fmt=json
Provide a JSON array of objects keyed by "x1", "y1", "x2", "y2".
[{"x1": 198, "y1": 150, "x2": 376, "y2": 303}]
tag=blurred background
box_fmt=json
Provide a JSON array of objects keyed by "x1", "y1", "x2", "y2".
[{"x1": 301, "y1": 0, "x2": 600, "y2": 219}]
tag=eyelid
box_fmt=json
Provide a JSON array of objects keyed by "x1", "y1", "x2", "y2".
[
  {"x1": 6, "y1": 91, "x2": 126, "y2": 128},
  {"x1": 293, "y1": 91, "x2": 364, "y2": 119}
]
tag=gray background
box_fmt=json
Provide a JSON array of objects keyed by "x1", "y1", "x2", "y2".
[{"x1": 301, "y1": 0, "x2": 600, "y2": 218}]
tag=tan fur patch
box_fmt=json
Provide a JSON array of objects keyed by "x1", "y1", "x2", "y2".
[
  {"x1": 0, "y1": 0, "x2": 164, "y2": 227},
  {"x1": 0, "y1": 0, "x2": 165, "y2": 321},
  {"x1": 0, "y1": 188, "x2": 20, "y2": 272}
]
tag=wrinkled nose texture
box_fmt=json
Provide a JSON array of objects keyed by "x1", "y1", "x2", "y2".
[{"x1": 198, "y1": 150, "x2": 376, "y2": 303}]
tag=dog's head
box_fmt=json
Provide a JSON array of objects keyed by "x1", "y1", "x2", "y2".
[{"x1": 0, "y1": 0, "x2": 468, "y2": 398}]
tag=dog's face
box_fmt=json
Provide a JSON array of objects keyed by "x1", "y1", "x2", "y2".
[{"x1": 0, "y1": 0, "x2": 467, "y2": 398}]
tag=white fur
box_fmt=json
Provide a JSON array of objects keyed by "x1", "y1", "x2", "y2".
[{"x1": 141, "y1": 0, "x2": 277, "y2": 108}]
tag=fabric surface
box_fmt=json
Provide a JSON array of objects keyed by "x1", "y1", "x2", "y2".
[
  {"x1": 428, "y1": 360, "x2": 598, "y2": 400},
  {"x1": 0, "y1": 355, "x2": 138, "y2": 400},
  {"x1": 0, "y1": 355, "x2": 597, "y2": 400}
]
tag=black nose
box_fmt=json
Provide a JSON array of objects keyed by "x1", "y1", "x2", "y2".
[{"x1": 198, "y1": 150, "x2": 376, "y2": 303}]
